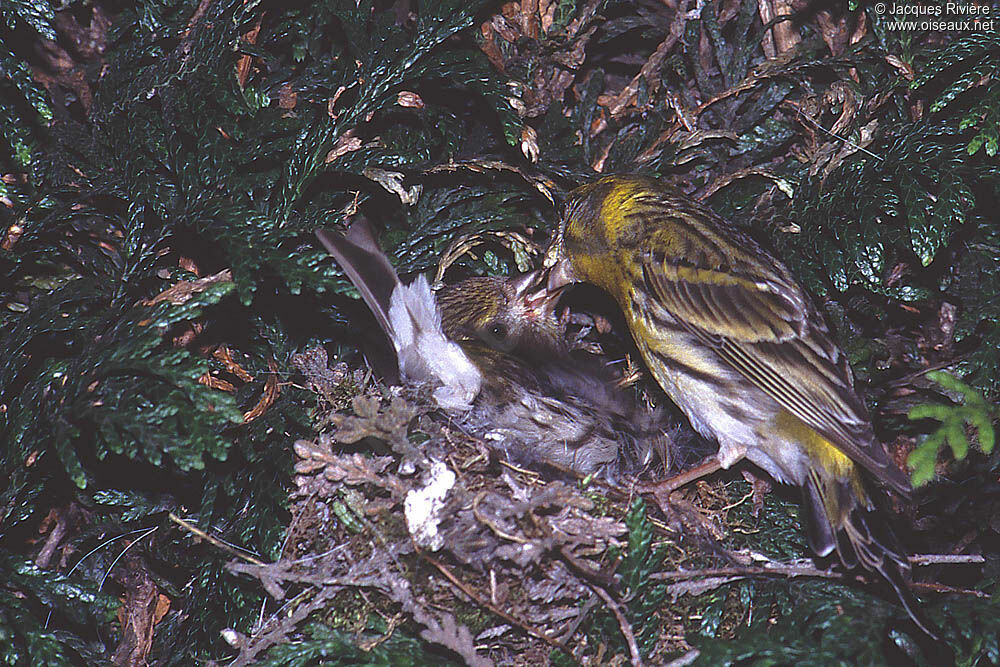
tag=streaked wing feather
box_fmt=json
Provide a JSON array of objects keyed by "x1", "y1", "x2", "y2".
[
  {"x1": 642, "y1": 259, "x2": 911, "y2": 495},
  {"x1": 647, "y1": 263, "x2": 804, "y2": 343}
]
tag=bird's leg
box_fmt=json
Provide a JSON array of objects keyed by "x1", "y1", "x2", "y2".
[
  {"x1": 637, "y1": 456, "x2": 724, "y2": 498},
  {"x1": 741, "y1": 469, "x2": 771, "y2": 518},
  {"x1": 637, "y1": 456, "x2": 730, "y2": 542}
]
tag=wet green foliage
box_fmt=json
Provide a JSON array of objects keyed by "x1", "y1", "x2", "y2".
[
  {"x1": 1, "y1": 0, "x2": 998, "y2": 662},
  {"x1": 690, "y1": 574, "x2": 1000, "y2": 666},
  {"x1": 676, "y1": 481, "x2": 1000, "y2": 666},
  {"x1": 0, "y1": 552, "x2": 118, "y2": 664},
  {"x1": 1, "y1": 0, "x2": 530, "y2": 661},
  {"x1": 908, "y1": 371, "x2": 996, "y2": 487},
  {"x1": 259, "y1": 621, "x2": 461, "y2": 667}
]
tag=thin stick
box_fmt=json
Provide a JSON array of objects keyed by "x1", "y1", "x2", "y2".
[
  {"x1": 169, "y1": 512, "x2": 266, "y2": 566},
  {"x1": 590, "y1": 584, "x2": 643, "y2": 667},
  {"x1": 421, "y1": 551, "x2": 571, "y2": 655},
  {"x1": 651, "y1": 564, "x2": 839, "y2": 582},
  {"x1": 909, "y1": 553, "x2": 985, "y2": 566}
]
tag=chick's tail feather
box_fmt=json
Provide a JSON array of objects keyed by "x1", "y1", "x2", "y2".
[
  {"x1": 317, "y1": 222, "x2": 481, "y2": 411},
  {"x1": 316, "y1": 221, "x2": 400, "y2": 337},
  {"x1": 803, "y1": 474, "x2": 941, "y2": 641}
]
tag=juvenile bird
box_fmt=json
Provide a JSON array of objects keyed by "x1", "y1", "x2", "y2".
[
  {"x1": 317, "y1": 220, "x2": 673, "y2": 479},
  {"x1": 543, "y1": 174, "x2": 934, "y2": 634}
]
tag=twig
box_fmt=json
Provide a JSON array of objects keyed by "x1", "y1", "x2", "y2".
[
  {"x1": 602, "y1": 0, "x2": 692, "y2": 122},
  {"x1": 558, "y1": 545, "x2": 618, "y2": 590},
  {"x1": 228, "y1": 588, "x2": 335, "y2": 667},
  {"x1": 420, "y1": 551, "x2": 572, "y2": 655},
  {"x1": 589, "y1": 584, "x2": 643, "y2": 667},
  {"x1": 639, "y1": 24, "x2": 802, "y2": 159},
  {"x1": 651, "y1": 563, "x2": 840, "y2": 582},
  {"x1": 653, "y1": 557, "x2": 989, "y2": 599},
  {"x1": 791, "y1": 105, "x2": 884, "y2": 161},
  {"x1": 665, "y1": 92, "x2": 695, "y2": 132},
  {"x1": 227, "y1": 559, "x2": 390, "y2": 591},
  {"x1": 912, "y1": 581, "x2": 990, "y2": 597},
  {"x1": 243, "y1": 358, "x2": 280, "y2": 422},
  {"x1": 909, "y1": 553, "x2": 986, "y2": 566},
  {"x1": 700, "y1": 166, "x2": 792, "y2": 201},
  {"x1": 169, "y1": 512, "x2": 266, "y2": 566},
  {"x1": 880, "y1": 356, "x2": 971, "y2": 389},
  {"x1": 35, "y1": 508, "x2": 71, "y2": 569},
  {"x1": 525, "y1": 507, "x2": 618, "y2": 589},
  {"x1": 558, "y1": 594, "x2": 600, "y2": 645},
  {"x1": 473, "y1": 492, "x2": 529, "y2": 544}
]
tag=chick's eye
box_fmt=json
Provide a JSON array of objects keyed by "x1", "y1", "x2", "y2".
[{"x1": 489, "y1": 324, "x2": 507, "y2": 340}]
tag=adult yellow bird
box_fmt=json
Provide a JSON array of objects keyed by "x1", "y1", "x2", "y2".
[{"x1": 543, "y1": 174, "x2": 934, "y2": 635}]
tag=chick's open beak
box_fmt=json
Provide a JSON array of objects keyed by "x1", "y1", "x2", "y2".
[{"x1": 509, "y1": 268, "x2": 565, "y2": 319}]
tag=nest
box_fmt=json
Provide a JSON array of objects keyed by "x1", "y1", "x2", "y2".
[{"x1": 218, "y1": 346, "x2": 856, "y2": 666}]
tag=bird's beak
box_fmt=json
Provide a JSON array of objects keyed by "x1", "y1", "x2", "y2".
[
  {"x1": 539, "y1": 230, "x2": 578, "y2": 295},
  {"x1": 545, "y1": 257, "x2": 577, "y2": 292},
  {"x1": 510, "y1": 269, "x2": 565, "y2": 319}
]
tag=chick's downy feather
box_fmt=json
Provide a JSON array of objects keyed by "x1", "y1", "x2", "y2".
[
  {"x1": 388, "y1": 275, "x2": 481, "y2": 411},
  {"x1": 318, "y1": 220, "x2": 679, "y2": 479}
]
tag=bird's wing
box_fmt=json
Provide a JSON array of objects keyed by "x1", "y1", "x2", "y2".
[
  {"x1": 641, "y1": 256, "x2": 911, "y2": 496},
  {"x1": 316, "y1": 219, "x2": 401, "y2": 338}
]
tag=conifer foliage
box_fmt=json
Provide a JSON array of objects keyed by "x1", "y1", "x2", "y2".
[{"x1": 2, "y1": 0, "x2": 999, "y2": 663}]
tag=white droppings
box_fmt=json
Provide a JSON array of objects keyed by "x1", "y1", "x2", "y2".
[{"x1": 404, "y1": 461, "x2": 457, "y2": 551}]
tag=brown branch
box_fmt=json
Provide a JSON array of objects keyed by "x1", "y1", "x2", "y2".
[
  {"x1": 168, "y1": 512, "x2": 266, "y2": 566},
  {"x1": 227, "y1": 588, "x2": 336, "y2": 667},
  {"x1": 589, "y1": 584, "x2": 643, "y2": 667},
  {"x1": 909, "y1": 554, "x2": 986, "y2": 566},
  {"x1": 699, "y1": 166, "x2": 791, "y2": 201},
  {"x1": 597, "y1": 0, "x2": 692, "y2": 129},
  {"x1": 243, "y1": 359, "x2": 280, "y2": 422},
  {"x1": 912, "y1": 581, "x2": 990, "y2": 597},
  {"x1": 651, "y1": 563, "x2": 841, "y2": 582},
  {"x1": 420, "y1": 551, "x2": 572, "y2": 655},
  {"x1": 652, "y1": 556, "x2": 990, "y2": 598},
  {"x1": 35, "y1": 507, "x2": 72, "y2": 569}
]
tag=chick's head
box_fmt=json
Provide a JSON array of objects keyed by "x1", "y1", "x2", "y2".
[{"x1": 437, "y1": 270, "x2": 566, "y2": 358}]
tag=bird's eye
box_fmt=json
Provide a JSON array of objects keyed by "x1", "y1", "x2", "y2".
[{"x1": 489, "y1": 324, "x2": 507, "y2": 340}]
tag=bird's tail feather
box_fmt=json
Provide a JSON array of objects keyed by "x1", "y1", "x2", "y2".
[
  {"x1": 317, "y1": 221, "x2": 481, "y2": 409},
  {"x1": 316, "y1": 219, "x2": 401, "y2": 339},
  {"x1": 803, "y1": 474, "x2": 941, "y2": 640}
]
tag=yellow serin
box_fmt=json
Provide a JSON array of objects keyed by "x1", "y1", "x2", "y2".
[{"x1": 544, "y1": 174, "x2": 933, "y2": 635}]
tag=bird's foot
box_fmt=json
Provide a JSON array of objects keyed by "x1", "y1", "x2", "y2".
[{"x1": 636, "y1": 456, "x2": 724, "y2": 505}]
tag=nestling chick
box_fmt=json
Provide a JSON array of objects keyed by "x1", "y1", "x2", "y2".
[
  {"x1": 544, "y1": 174, "x2": 936, "y2": 636},
  {"x1": 317, "y1": 220, "x2": 675, "y2": 479}
]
